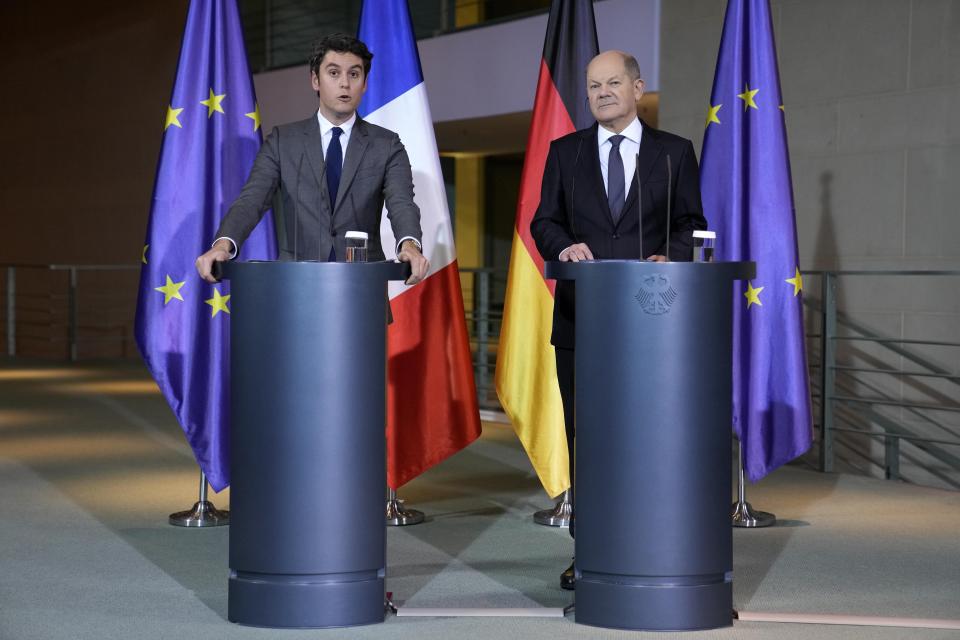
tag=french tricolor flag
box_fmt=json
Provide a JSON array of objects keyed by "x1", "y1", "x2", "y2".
[{"x1": 358, "y1": 0, "x2": 482, "y2": 489}]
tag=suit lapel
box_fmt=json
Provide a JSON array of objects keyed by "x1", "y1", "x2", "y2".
[
  {"x1": 302, "y1": 116, "x2": 331, "y2": 214},
  {"x1": 334, "y1": 117, "x2": 369, "y2": 213},
  {"x1": 581, "y1": 125, "x2": 616, "y2": 226}
]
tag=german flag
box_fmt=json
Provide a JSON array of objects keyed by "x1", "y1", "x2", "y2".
[{"x1": 495, "y1": 0, "x2": 598, "y2": 498}]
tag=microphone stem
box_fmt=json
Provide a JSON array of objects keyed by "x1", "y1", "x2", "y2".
[
  {"x1": 635, "y1": 153, "x2": 643, "y2": 260},
  {"x1": 665, "y1": 154, "x2": 672, "y2": 262}
]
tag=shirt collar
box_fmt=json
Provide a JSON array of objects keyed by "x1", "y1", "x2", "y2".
[
  {"x1": 316, "y1": 110, "x2": 357, "y2": 137},
  {"x1": 597, "y1": 116, "x2": 643, "y2": 147}
]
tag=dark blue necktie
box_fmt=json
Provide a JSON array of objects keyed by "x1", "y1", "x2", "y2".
[
  {"x1": 325, "y1": 126, "x2": 343, "y2": 261},
  {"x1": 607, "y1": 134, "x2": 625, "y2": 223},
  {"x1": 326, "y1": 126, "x2": 343, "y2": 208}
]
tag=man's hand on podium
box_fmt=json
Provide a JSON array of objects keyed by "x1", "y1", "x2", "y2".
[
  {"x1": 398, "y1": 240, "x2": 429, "y2": 285},
  {"x1": 559, "y1": 243, "x2": 594, "y2": 262},
  {"x1": 558, "y1": 244, "x2": 667, "y2": 263},
  {"x1": 196, "y1": 239, "x2": 233, "y2": 283}
]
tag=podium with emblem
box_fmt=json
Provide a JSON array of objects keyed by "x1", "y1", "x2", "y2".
[{"x1": 545, "y1": 260, "x2": 754, "y2": 632}]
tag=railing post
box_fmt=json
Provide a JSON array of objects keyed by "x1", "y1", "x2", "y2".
[
  {"x1": 884, "y1": 435, "x2": 900, "y2": 480},
  {"x1": 440, "y1": 0, "x2": 449, "y2": 33},
  {"x1": 819, "y1": 272, "x2": 836, "y2": 472},
  {"x1": 477, "y1": 270, "x2": 490, "y2": 403},
  {"x1": 67, "y1": 267, "x2": 78, "y2": 362},
  {"x1": 6, "y1": 267, "x2": 15, "y2": 357},
  {"x1": 264, "y1": 0, "x2": 272, "y2": 70}
]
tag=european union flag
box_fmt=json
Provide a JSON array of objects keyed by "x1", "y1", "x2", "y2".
[
  {"x1": 135, "y1": 0, "x2": 277, "y2": 492},
  {"x1": 700, "y1": 0, "x2": 812, "y2": 481}
]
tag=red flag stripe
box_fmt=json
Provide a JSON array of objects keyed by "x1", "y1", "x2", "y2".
[
  {"x1": 515, "y1": 59, "x2": 577, "y2": 295},
  {"x1": 386, "y1": 260, "x2": 481, "y2": 488}
]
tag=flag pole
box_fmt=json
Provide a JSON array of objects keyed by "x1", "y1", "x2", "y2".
[
  {"x1": 533, "y1": 488, "x2": 572, "y2": 527},
  {"x1": 169, "y1": 470, "x2": 229, "y2": 527},
  {"x1": 731, "y1": 438, "x2": 775, "y2": 528},
  {"x1": 386, "y1": 487, "x2": 424, "y2": 526}
]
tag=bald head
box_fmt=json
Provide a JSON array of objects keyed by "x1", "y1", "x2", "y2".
[
  {"x1": 587, "y1": 50, "x2": 643, "y2": 82},
  {"x1": 586, "y1": 50, "x2": 645, "y2": 132}
]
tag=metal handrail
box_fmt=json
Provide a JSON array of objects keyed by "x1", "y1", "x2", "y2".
[
  {"x1": 459, "y1": 266, "x2": 506, "y2": 410},
  {"x1": 832, "y1": 337, "x2": 960, "y2": 347},
  {"x1": 2, "y1": 263, "x2": 141, "y2": 360},
  {"x1": 802, "y1": 269, "x2": 960, "y2": 484},
  {"x1": 4, "y1": 262, "x2": 959, "y2": 486},
  {"x1": 801, "y1": 269, "x2": 960, "y2": 276},
  {"x1": 829, "y1": 427, "x2": 960, "y2": 448},
  {"x1": 830, "y1": 365, "x2": 960, "y2": 380},
  {"x1": 832, "y1": 396, "x2": 960, "y2": 413}
]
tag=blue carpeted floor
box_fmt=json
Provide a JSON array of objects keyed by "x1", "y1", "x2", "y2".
[{"x1": 1, "y1": 360, "x2": 959, "y2": 639}]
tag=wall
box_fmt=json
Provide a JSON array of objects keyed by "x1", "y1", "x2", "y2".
[
  {"x1": 660, "y1": 0, "x2": 960, "y2": 488},
  {"x1": 0, "y1": 2, "x2": 189, "y2": 266},
  {"x1": 0, "y1": 3, "x2": 190, "y2": 357},
  {"x1": 252, "y1": 0, "x2": 661, "y2": 133}
]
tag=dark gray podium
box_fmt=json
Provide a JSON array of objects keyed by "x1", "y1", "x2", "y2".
[
  {"x1": 545, "y1": 260, "x2": 754, "y2": 631},
  {"x1": 223, "y1": 260, "x2": 408, "y2": 629}
]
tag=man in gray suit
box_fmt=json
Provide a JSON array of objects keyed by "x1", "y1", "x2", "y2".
[{"x1": 196, "y1": 33, "x2": 429, "y2": 283}]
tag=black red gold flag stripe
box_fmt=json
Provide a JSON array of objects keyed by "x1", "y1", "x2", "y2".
[{"x1": 496, "y1": 0, "x2": 599, "y2": 497}]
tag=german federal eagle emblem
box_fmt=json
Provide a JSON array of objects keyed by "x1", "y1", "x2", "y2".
[{"x1": 635, "y1": 273, "x2": 678, "y2": 315}]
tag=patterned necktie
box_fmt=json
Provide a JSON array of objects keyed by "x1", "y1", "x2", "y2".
[
  {"x1": 326, "y1": 126, "x2": 344, "y2": 210},
  {"x1": 607, "y1": 134, "x2": 626, "y2": 223}
]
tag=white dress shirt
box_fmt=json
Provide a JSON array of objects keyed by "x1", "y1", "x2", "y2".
[
  {"x1": 316, "y1": 110, "x2": 356, "y2": 161},
  {"x1": 597, "y1": 116, "x2": 643, "y2": 199}
]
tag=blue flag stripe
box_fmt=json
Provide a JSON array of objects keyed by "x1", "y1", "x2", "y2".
[{"x1": 357, "y1": 0, "x2": 423, "y2": 117}]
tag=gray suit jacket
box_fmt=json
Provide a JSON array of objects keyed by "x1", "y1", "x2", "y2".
[{"x1": 216, "y1": 114, "x2": 422, "y2": 262}]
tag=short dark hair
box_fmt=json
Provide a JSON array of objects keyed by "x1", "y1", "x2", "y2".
[
  {"x1": 309, "y1": 33, "x2": 373, "y2": 79},
  {"x1": 622, "y1": 53, "x2": 643, "y2": 82}
]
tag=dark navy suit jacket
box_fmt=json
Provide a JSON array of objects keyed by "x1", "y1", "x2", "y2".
[{"x1": 530, "y1": 120, "x2": 708, "y2": 349}]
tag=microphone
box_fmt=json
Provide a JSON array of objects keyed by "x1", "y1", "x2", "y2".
[
  {"x1": 569, "y1": 137, "x2": 584, "y2": 245},
  {"x1": 295, "y1": 143, "x2": 328, "y2": 262},
  {"x1": 665, "y1": 153, "x2": 672, "y2": 262},
  {"x1": 295, "y1": 152, "x2": 304, "y2": 262},
  {"x1": 635, "y1": 153, "x2": 644, "y2": 261},
  {"x1": 317, "y1": 145, "x2": 330, "y2": 262}
]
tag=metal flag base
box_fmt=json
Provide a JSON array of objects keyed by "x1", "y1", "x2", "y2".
[
  {"x1": 386, "y1": 487, "x2": 424, "y2": 526},
  {"x1": 732, "y1": 438, "x2": 775, "y2": 528},
  {"x1": 169, "y1": 500, "x2": 230, "y2": 527},
  {"x1": 731, "y1": 500, "x2": 776, "y2": 528},
  {"x1": 169, "y1": 471, "x2": 229, "y2": 527},
  {"x1": 534, "y1": 489, "x2": 572, "y2": 527}
]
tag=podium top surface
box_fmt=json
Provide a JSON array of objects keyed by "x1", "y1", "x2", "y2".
[
  {"x1": 545, "y1": 260, "x2": 755, "y2": 282},
  {"x1": 218, "y1": 259, "x2": 412, "y2": 282}
]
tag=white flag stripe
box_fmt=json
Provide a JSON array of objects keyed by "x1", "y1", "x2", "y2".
[{"x1": 365, "y1": 82, "x2": 456, "y2": 300}]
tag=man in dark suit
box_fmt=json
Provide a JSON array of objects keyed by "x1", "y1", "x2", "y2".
[
  {"x1": 196, "y1": 33, "x2": 428, "y2": 283},
  {"x1": 530, "y1": 50, "x2": 708, "y2": 590}
]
